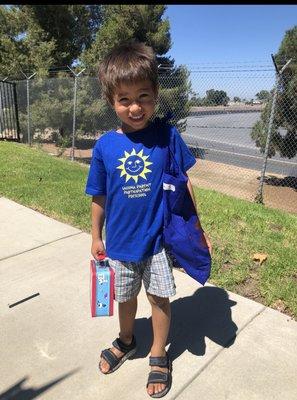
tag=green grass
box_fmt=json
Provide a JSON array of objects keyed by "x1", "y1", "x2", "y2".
[
  {"x1": 194, "y1": 186, "x2": 297, "y2": 318},
  {"x1": 0, "y1": 141, "x2": 91, "y2": 231},
  {"x1": 1, "y1": 141, "x2": 296, "y2": 318}
]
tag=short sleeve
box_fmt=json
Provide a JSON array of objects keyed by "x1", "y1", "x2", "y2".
[
  {"x1": 171, "y1": 126, "x2": 196, "y2": 173},
  {"x1": 85, "y1": 139, "x2": 107, "y2": 196}
]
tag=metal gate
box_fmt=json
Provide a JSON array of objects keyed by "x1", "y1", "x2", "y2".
[{"x1": 0, "y1": 80, "x2": 20, "y2": 141}]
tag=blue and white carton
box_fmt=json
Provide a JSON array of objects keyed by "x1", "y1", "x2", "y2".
[{"x1": 90, "y1": 255, "x2": 115, "y2": 317}]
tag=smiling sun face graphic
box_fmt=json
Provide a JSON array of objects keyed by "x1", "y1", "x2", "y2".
[{"x1": 117, "y1": 148, "x2": 153, "y2": 183}]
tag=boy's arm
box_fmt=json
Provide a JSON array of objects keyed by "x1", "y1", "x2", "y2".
[
  {"x1": 187, "y1": 176, "x2": 197, "y2": 211},
  {"x1": 91, "y1": 195, "x2": 106, "y2": 260},
  {"x1": 187, "y1": 176, "x2": 212, "y2": 254}
]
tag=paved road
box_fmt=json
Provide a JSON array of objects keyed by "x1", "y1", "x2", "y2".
[{"x1": 181, "y1": 112, "x2": 297, "y2": 176}]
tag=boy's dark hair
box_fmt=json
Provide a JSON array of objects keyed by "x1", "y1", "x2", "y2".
[{"x1": 98, "y1": 41, "x2": 158, "y2": 105}]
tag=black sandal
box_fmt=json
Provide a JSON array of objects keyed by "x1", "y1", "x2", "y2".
[
  {"x1": 99, "y1": 335, "x2": 137, "y2": 374},
  {"x1": 147, "y1": 352, "x2": 172, "y2": 398}
]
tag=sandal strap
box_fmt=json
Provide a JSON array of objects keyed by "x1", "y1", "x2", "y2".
[
  {"x1": 112, "y1": 335, "x2": 136, "y2": 353},
  {"x1": 101, "y1": 349, "x2": 120, "y2": 370},
  {"x1": 147, "y1": 371, "x2": 169, "y2": 385},
  {"x1": 149, "y1": 355, "x2": 169, "y2": 368}
]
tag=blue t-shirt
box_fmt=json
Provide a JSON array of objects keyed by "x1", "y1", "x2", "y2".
[{"x1": 85, "y1": 121, "x2": 196, "y2": 262}]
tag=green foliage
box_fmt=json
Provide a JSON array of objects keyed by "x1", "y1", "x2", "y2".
[
  {"x1": 17, "y1": 75, "x2": 73, "y2": 141},
  {"x1": 189, "y1": 90, "x2": 234, "y2": 107},
  {"x1": 251, "y1": 26, "x2": 297, "y2": 159},
  {"x1": 18, "y1": 5, "x2": 102, "y2": 68},
  {"x1": 157, "y1": 65, "x2": 191, "y2": 130},
  {"x1": 250, "y1": 97, "x2": 279, "y2": 157},
  {"x1": 255, "y1": 90, "x2": 270, "y2": 102},
  {"x1": 81, "y1": 5, "x2": 171, "y2": 69},
  {"x1": 188, "y1": 91, "x2": 204, "y2": 107},
  {"x1": 0, "y1": 6, "x2": 28, "y2": 77},
  {"x1": 233, "y1": 96, "x2": 241, "y2": 103},
  {"x1": 17, "y1": 75, "x2": 119, "y2": 142},
  {"x1": 0, "y1": 5, "x2": 102, "y2": 78},
  {"x1": 204, "y1": 89, "x2": 229, "y2": 106}
]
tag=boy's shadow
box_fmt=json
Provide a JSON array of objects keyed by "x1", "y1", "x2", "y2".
[{"x1": 132, "y1": 286, "x2": 238, "y2": 361}]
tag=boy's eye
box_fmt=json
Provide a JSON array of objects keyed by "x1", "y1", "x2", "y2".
[{"x1": 119, "y1": 97, "x2": 129, "y2": 102}]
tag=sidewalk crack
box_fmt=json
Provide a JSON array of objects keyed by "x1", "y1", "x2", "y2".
[{"x1": 0, "y1": 231, "x2": 84, "y2": 262}]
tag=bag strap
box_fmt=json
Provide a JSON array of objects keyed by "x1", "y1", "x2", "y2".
[{"x1": 155, "y1": 113, "x2": 181, "y2": 176}]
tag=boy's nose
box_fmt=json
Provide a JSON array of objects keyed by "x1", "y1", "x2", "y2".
[{"x1": 129, "y1": 102, "x2": 142, "y2": 112}]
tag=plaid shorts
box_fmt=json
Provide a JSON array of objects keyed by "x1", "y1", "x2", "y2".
[{"x1": 108, "y1": 248, "x2": 176, "y2": 303}]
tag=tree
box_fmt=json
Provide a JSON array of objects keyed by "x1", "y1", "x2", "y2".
[
  {"x1": 0, "y1": 5, "x2": 103, "y2": 78},
  {"x1": 17, "y1": 5, "x2": 103, "y2": 68},
  {"x1": 255, "y1": 90, "x2": 270, "y2": 102},
  {"x1": 233, "y1": 96, "x2": 241, "y2": 103},
  {"x1": 204, "y1": 89, "x2": 229, "y2": 106},
  {"x1": 189, "y1": 92, "x2": 204, "y2": 107},
  {"x1": 17, "y1": 74, "x2": 114, "y2": 144},
  {"x1": 2, "y1": 5, "x2": 104, "y2": 142},
  {"x1": 251, "y1": 26, "x2": 297, "y2": 159},
  {"x1": 0, "y1": 6, "x2": 31, "y2": 77},
  {"x1": 82, "y1": 5, "x2": 171, "y2": 70}
]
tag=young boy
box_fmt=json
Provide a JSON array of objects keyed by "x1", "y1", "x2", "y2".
[{"x1": 85, "y1": 41, "x2": 211, "y2": 398}]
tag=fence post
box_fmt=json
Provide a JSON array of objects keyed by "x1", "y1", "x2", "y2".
[
  {"x1": 13, "y1": 82, "x2": 21, "y2": 141},
  {"x1": 21, "y1": 71, "x2": 36, "y2": 146},
  {"x1": 68, "y1": 66, "x2": 85, "y2": 161},
  {"x1": 254, "y1": 57, "x2": 292, "y2": 204},
  {"x1": 0, "y1": 79, "x2": 8, "y2": 135}
]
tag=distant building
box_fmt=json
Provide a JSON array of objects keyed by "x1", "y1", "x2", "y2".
[{"x1": 227, "y1": 101, "x2": 246, "y2": 107}]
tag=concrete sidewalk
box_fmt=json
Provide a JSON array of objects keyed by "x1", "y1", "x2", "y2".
[{"x1": 0, "y1": 197, "x2": 296, "y2": 400}]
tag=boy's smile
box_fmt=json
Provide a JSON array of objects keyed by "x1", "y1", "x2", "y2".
[{"x1": 112, "y1": 80, "x2": 157, "y2": 133}]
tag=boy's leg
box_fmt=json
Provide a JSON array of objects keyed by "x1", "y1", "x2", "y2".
[
  {"x1": 99, "y1": 296, "x2": 138, "y2": 373},
  {"x1": 146, "y1": 293, "x2": 171, "y2": 396},
  {"x1": 99, "y1": 259, "x2": 141, "y2": 373},
  {"x1": 143, "y1": 248, "x2": 175, "y2": 396}
]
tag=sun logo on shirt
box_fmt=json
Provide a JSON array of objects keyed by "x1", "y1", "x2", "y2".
[{"x1": 117, "y1": 148, "x2": 153, "y2": 183}]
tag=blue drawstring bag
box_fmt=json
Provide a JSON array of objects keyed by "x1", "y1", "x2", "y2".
[{"x1": 159, "y1": 115, "x2": 212, "y2": 285}]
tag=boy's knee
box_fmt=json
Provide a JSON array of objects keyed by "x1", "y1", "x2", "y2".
[{"x1": 147, "y1": 293, "x2": 169, "y2": 309}]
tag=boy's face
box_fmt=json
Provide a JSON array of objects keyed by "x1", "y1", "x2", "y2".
[{"x1": 112, "y1": 80, "x2": 157, "y2": 133}]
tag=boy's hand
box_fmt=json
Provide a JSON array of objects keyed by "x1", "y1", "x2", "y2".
[
  {"x1": 91, "y1": 239, "x2": 106, "y2": 260},
  {"x1": 195, "y1": 220, "x2": 212, "y2": 255},
  {"x1": 203, "y1": 231, "x2": 212, "y2": 255}
]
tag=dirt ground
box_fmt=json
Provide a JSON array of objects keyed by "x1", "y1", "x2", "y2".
[
  {"x1": 189, "y1": 160, "x2": 297, "y2": 215},
  {"x1": 40, "y1": 142, "x2": 297, "y2": 215}
]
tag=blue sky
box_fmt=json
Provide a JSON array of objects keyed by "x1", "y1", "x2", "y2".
[{"x1": 164, "y1": 5, "x2": 297, "y2": 99}]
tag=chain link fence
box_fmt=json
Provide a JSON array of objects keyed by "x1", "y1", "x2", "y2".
[{"x1": 9, "y1": 62, "x2": 297, "y2": 214}]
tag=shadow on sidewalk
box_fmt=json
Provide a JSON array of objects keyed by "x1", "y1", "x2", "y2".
[
  {"x1": 133, "y1": 286, "x2": 238, "y2": 361},
  {"x1": 0, "y1": 369, "x2": 80, "y2": 400}
]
